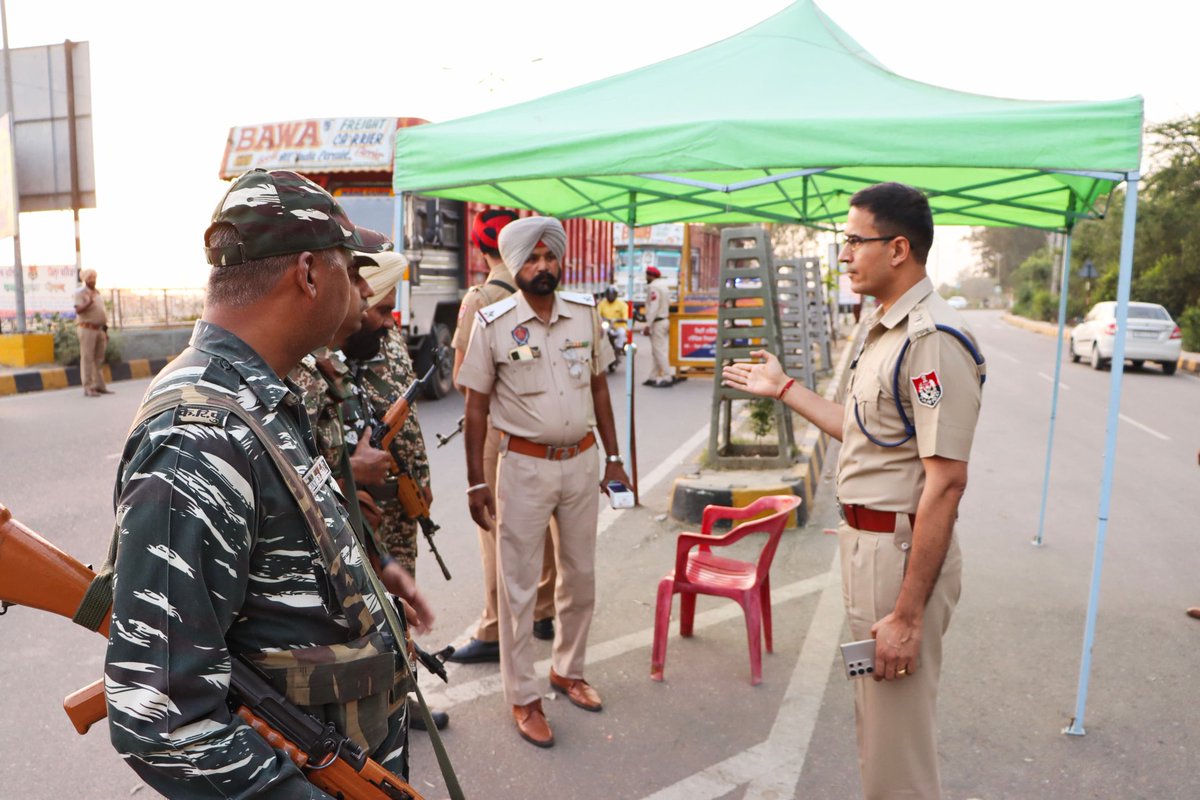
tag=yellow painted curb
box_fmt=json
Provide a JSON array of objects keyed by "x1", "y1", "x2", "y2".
[
  {"x1": 0, "y1": 375, "x2": 15, "y2": 396},
  {"x1": 40, "y1": 368, "x2": 69, "y2": 391}
]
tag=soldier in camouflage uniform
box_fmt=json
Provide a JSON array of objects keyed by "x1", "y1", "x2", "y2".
[
  {"x1": 341, "y1": 253, "x2": 431, "y2": 577},
  {"x1": 105, "y1": 170, "x2": 419, "y2": 798}
]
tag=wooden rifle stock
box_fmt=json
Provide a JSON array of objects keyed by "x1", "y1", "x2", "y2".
[{"x1": 0, "y1": 502, "x2": 425, "y2": 800}]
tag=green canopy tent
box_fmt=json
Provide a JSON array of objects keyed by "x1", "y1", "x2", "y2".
[{"x1": 396, "y1": 0, "x2": 1145, "y2": 736}]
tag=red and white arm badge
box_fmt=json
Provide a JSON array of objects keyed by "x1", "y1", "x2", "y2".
[{"x1": 911, "y1": 370, "x2": 943, "y2": 408}]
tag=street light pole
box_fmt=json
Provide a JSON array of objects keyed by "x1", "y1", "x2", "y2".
[{"x1": 0, "y1": 0, "x2": 25, "y2": 333}]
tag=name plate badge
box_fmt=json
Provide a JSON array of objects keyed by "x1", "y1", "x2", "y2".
[{"x1": 304, "y1": 456, "x2": 333, "y2": 496}]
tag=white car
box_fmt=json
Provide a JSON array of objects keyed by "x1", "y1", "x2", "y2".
[
  {"x1": 946, "y1": 295, "x2": 968, "y2": 310},
  {"x1": 1069, "y1": 301, "x2": 1182, "y2": 375}
]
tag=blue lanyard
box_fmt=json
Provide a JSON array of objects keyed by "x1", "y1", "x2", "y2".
[{"x1": 852, "y1": 325, "x2": 986, "y2": 448}]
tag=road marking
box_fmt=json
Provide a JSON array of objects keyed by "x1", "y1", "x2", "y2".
[
  {"x1": 1036, "y1": 372, "x2": 1069, "y2": 390},
  {"x1": 1119, "y1": 413, "x2": 1170, "y2": 441},
  {"x1": 440, "y1": 423, "x2": 712, "y2": 653},
  {"x1": 424, "y1": 571, "x2": 829, "y2": 711},
  {"x1": 105, "y1": 452, "x2": 122, "y2": 460},
  {"x1": 641, "y1": 549, "x2": 845, "y2": 800},
  {"x1": 986, "y1": 346, "x2": 1020, "y2": 364}
]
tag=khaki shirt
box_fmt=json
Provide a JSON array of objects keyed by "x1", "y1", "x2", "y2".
[
  {"x1": 643, "y1": 278, "x2": 669, "y2": 325},
  {"x1": 837, "y1": 277, "x2": 984, "y2": 512},
  {"x1": 452, "y1": 264, "x2": 517, "y2": 351},
  {"x1": 74, "y1": 286, "x2": 107, "y2": 325},
  {"x1": 457, "y1": 291, "x2": 612, "y2": 446}
]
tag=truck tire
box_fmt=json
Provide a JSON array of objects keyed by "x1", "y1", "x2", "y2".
[{"x1": 424, "y1": 322, "x2": 455, "y2": 400}]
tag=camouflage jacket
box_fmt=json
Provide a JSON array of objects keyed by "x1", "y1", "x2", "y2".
[
  {"x1": 106, "y1": 321, "x2": 404, "y2": 800},
  {"x1": 345, "y1": 330, "x2": 430, "y2": 493},
  {"x1": 291, "y1": 348, "x2": 354, "y2": 482}
]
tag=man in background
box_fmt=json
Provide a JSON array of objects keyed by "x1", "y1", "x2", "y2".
[{"x1": 73, "y1": 268, "x2": 111, "y2": 397}]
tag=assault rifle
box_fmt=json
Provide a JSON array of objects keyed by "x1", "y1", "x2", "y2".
[
  {"x1": 0, "y1": 503, "x2": 427, "y2": 800},
  {"x1": 367, "y1": 362, "x2": 452, "y2": 581}
]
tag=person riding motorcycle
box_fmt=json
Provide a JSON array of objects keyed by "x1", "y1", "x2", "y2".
[{"x1": 597, "y1": 286, "x2": 630, "y2": 371}]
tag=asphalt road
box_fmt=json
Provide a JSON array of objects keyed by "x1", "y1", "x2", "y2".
[{"x1": 1, "y1": 311, "x2": 1197, "y2": 799}]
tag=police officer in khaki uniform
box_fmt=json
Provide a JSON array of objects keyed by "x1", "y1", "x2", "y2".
[
  {"x1": 450, "y1": 210, "x2": 560, "y2": 664},
  {"x1": 724, "y1": 182, "x2": 984, "y2": 800},
  {"x1": 458, "y1": 215, "x2": 631, "y2": 748},
  {"x1": 640, "y1": 265, "x2": 674, "y2": 387}
]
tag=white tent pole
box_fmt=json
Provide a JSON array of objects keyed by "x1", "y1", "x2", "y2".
[
  {"x1": 1064, "y1": 173, "x2": 1139, "y2": 736},
  {"x1": 1032, "y1": 232, "x2": 1072, "y2": 547},
  {"x1": 624, "y1": 195, "x2": 637, "y2": 495}
]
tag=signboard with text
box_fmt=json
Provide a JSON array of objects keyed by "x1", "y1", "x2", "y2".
[
  {"x1": 0, "y1": 264, "x2": 76, "y2": 318},
  {"x1": 220, "y1": 117, "x2": 408, "y2": 178},
  {"x1": 671, "y1": 316, "x2": 718, "y2": 366}
]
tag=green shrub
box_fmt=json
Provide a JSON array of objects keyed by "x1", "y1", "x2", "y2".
[
  {"x1": 1179, "y1": 305, "x2": 1200, "y2": 352},
  {"x1": 748, "y1": 398, "x2": 775, "y2": 441},
  {"x1": 1029, "y1": 289, "x2": 1057, "y2": 322}
]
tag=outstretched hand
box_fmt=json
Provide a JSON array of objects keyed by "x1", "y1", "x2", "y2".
[{"x1": 721, "y1": 350, "x2": 787, "y2": 399}]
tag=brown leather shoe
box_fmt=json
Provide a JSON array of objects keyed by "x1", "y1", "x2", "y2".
[
  {"x1": 549, "y1": 668, "x2": 603, "y2": 712},
  {"x1": 512, "y1": 700, "x2": 554, "y2": 747},
  {"x1": 1187, "y1": 607, "x2": 1200, "y2": 620}
]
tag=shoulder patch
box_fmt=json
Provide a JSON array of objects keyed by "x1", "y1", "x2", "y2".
[
  {"x1": 559, "y1": 291, "x2": 596, "y2": 307},
  {"x1": 477, "y1": 295, "x2": 518, "y2": 327},
  {"x1": 174, "y1": 404, "x2": 229, "y2": 427}
]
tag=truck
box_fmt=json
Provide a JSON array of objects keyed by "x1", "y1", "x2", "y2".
[
  {"x1": 219, "y1": 117, "x2": 614, "y2": 399},
  {"x1": 612, "y1": 222, "x2": 721, "y2": 313}
]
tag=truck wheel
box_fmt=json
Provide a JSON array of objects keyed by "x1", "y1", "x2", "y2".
[{"x1": 424, "y1": 323, "x2": 455, "y2": 400}]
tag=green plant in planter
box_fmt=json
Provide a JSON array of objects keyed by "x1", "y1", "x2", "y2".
[{"x1": 748, "y1": 398, "x2": 775, "y2": 442}]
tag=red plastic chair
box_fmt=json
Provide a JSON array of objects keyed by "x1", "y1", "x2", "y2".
[{"x1": 651, "y1": 494, "x2": 801, "y2": 686}]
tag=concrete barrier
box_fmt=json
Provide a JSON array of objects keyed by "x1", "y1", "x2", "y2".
[{"x1": 0, "y1": 357, "x2": 173, "y2": 397}]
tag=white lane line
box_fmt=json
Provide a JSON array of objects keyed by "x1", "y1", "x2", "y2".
[
  {"x1": 423, "y1": 571, "x2": 829, "y2": 711},
  {"x1": 1119, "y1": 413, "x2": 1170, "y2": 441},
  {"x1": 641, "y1": 549, "x2": 845, "y2": 800},
  {"x1": 986, "y1": 346, "x2": 1020, "y2": 364},
  {"x1": 105, "y1": 452, "x2": 122, "y2": 460},
  {"x1": 438, "y1": 424, "x2": 713, "y2": 655},
  {"x1": 1036, "y1": 372, "x2": 1070, "y2": 390}
]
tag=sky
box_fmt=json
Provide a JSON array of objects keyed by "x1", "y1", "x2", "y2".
[{"x1": 4, "y1": 0, "x2": 1199, "y2": 291}]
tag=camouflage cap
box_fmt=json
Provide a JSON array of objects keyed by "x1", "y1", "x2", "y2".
[{"x1": 205, "y1": 169, "x2": 391, "y2": 266}]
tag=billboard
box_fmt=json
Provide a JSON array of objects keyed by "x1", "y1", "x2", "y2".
[
  {"x1": 220, "y1": 117, "x2": 425, "y2": 178},
  {"x1": 0, "y1": 263, "x2": 76, "y2": 318},
  {"x1": 0, "y1": 40, "x2": 95, "y2": 212}
]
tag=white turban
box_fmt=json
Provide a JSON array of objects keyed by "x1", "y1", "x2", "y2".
[
  {"x1": 498, "y1": 216, "x2": 567, "y2": 273},
  {"x1": 356, "y1": 252, "x2": 408, "y2": 299},
  {"x1": 80, "y1": 269, "x2": 97, "y2": 282}
]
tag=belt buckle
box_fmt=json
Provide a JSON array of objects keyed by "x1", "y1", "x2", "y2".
[{"x1": 549, "y1": 445, "x2": 569, "y2": 460}]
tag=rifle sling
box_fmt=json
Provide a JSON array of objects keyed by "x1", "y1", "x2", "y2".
[
  {"x1": 72, "y1": 387, "x2": 464, "y2": 799},
  {"x1": 487, "y1": 278, "x2": 516, "y2": 294}
]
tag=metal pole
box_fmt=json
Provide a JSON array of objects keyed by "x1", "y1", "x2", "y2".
[
  {"x1": 623, "y1": 194, "x2": 638, "y2": 498},
  {"x1": 1064, "y1": 174, "x2": 1139, "y2": 736},
  {"x1": 1, "y1": 0, "x2": 25, "y2": 332},
  {"x1": 64, "y1": 40, "x2": 83, "y2": 283},
  {"x1": 1033, "y1": 232, "x2": 1072, "y2": 547}
]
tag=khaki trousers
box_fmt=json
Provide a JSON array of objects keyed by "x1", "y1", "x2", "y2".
[
  {"x1": 838, "y1": 519, "x2": 962, "y2": 800},
  {"x1": 474, "y1": 424, "x2": 557, "y2": 643},
  {"x1": 495, "y1": 446, "x2": 599, "y2": 706},
  {"x1": 649, "y1": 319, "x2": 671, "y2": 381},
  {"x1": 78, "y1": 327, "x2": 107, "y2": 392}
]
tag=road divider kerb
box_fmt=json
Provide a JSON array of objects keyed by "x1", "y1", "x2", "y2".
[
  {"x1": 668, "y1": 323, "x2": 862, "y2": 526},
  {"x1": 0, "y1": 357, "x2": 173, "y2": 396},
  {"x1": 1003, "y1": 312, "x2": 1199, "y2": 376}
]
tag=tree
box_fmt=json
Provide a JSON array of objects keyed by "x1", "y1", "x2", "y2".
[{"x1": 968, "y1": 226, "x2": 1049, "y2": 287}]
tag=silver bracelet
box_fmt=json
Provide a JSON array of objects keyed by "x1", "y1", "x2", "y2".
[{"x1": 466, "y1": 483, "x2": 489, "y2": 495}]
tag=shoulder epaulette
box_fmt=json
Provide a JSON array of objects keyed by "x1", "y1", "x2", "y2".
[
  {"x1": 907, "y1": 302, "x2": 937, "y2": 340},
  {"x1": 477, "y1": 295, "x2": 518, "y2": 327},
  {"x1": 559, "y1": 291, "x2": 596, "y2": 307}
]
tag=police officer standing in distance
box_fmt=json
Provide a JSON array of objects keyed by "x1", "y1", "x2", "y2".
[
  {"x1": 105, "y1": 170, "x2": 415, "y2": 797},
  {"x1": 724, "y1": 182, "x2": 984, "y2": 800},
  {"x1": 457, "y1": 215, "x2": 631, "y2": 748},
  {"x1": 641, "y1": 265, "x2": 674, "y2": 387}
]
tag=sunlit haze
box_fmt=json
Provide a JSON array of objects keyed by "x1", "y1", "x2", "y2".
[{"x1": 3, "y1": 0, "x2": 1196, "y2": 290}]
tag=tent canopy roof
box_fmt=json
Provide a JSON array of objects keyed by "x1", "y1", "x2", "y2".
[{"x1": 394, "y1": 0, "x2": 1143, "y2": 231}]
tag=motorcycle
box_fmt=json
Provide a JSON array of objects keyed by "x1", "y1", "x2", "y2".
[{"x1": 601, "y1": 319, "x2": 626, "y2": 372}]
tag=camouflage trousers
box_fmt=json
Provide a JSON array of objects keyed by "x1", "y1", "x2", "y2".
[{"x1": 378, "y1": 501, "x2": 419, "y2": 577}]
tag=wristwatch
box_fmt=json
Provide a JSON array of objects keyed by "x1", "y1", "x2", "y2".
[{"x1": 606, "y1": 454, "x2": 624, "y2": 465}]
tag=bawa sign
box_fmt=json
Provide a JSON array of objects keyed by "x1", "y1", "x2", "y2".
[{"x1": 220, "y1": 118, "x2": 401, "y2": 178}]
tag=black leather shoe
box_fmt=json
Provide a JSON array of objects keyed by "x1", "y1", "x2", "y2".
[
  {"x1": 532, "y1": 617, "x2": 555, "y2": 641},
  {"x1": 410, "y1": 702, "x2": 449, "y2": 731},
  {"x1": 446, "y1": 638, "x2": 500, "y2": 663}
]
